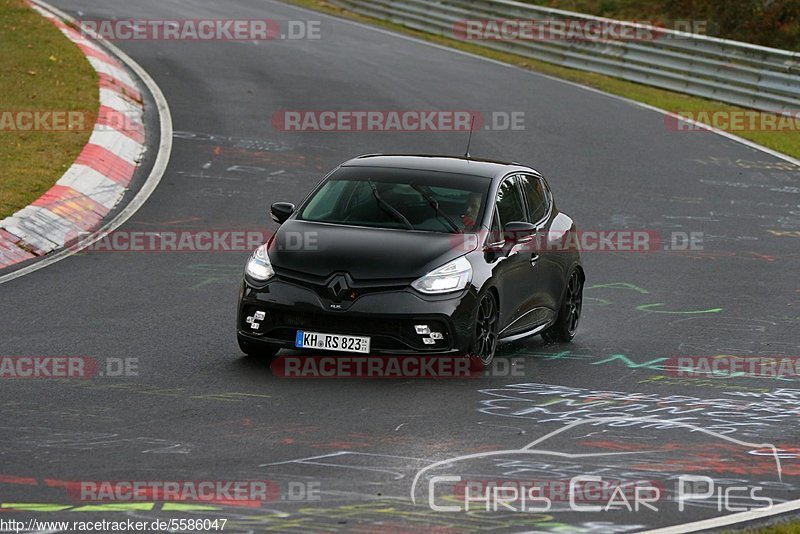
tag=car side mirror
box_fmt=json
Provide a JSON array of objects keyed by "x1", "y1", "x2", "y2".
[
  {"x1": 270, "y1": 202, "x2": 295, "y2": 224},
  {"x1": 503, "y1": 221, "x2": 536, "y2": 244}
]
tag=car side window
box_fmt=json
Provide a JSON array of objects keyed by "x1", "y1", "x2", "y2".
[
  {"x1": 489, "y1": 206, "x2": 503, "y2": 244},
  {"x1": 518, "y1": 174, "x2": 549, "y2": 224},
  {"x1": 495, "y1": 175, "x2": 526, "y2": 227}
]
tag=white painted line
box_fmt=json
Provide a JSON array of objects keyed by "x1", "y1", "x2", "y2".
[
  {"x1": 0, "y1": 0, "x2": 173, "y2": 285},
  {"x1": 281, "y1": 0, "x2": 800, "y2": 168},
  {"x1": 28, "y1": 3, "x2": 55, "y2": 19},
  {"x1": 639, "y1": 499, "x2": 800, "y2": 534},
  {"x1": 0, "y1": 2, "x2": 143, "y2": 262},
  {"x1": 270, "y1": 6, "x2": 800, "y2": 530}
]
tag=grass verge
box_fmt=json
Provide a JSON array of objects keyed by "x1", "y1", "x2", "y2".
[
  {"x1": 0, "y1": 0, "x2": 98, "y2": 220},
  {"x1": 287, "y1": 0, "x2": 800, "y2": 161},
  {"x1": 742, "y1": 523, "x2": 800, "y2": 534}
]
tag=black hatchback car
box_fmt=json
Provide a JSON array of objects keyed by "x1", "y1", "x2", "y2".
[{"x1": 237, "y1": 155, "x2": 584, "y2": 365}]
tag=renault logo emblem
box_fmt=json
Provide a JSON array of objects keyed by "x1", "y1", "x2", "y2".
[{"x1": 326, "y1": 274, "x2": 349, "y2": 300}]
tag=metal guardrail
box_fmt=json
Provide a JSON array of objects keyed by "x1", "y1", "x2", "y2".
[{"x1": 332, "y1": 0, "x2": 800, "y2": 113}]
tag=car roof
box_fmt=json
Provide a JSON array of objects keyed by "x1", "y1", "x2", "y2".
[{"x1": 340, "y1": 154, "x2": 538, "y2": 180}]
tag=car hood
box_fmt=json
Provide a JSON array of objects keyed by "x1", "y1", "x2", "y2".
[{"x1": 269, "y1": 220, "x2": 476, "y2": 280}]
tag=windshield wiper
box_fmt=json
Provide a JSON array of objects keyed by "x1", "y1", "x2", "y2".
[
  {"x1": 368, "y1": 180, "x2": 414, "y2": 230},
  {"x1": 410, "y1": 183, "x2": 460, "y2": 233}
]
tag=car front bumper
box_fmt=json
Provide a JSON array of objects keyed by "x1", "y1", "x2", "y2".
[{"x1": 237, "y1": 277, "x2": 478, "y2": 355}]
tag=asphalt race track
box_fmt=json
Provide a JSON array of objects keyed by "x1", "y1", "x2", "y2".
[{"x1": 1, "y1": 0, "x2": 799, "y2": 532}]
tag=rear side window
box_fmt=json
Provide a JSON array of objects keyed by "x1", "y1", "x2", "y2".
[
  {"x1": 519, "y1": 174, "x2": 549, "y2": 223},
  {"x1": 495, "y1": 176, "x2": 526, "y2": 227}
]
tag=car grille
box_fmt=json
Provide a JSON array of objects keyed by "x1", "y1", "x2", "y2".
[{"x1": 273, "y1": 267, "x2": 413, "y2": 300}]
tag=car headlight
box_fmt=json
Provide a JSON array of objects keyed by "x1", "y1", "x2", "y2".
[
  {"x1": 411, "y1": 256, "x2": 472, "y2": 294},
  {"x1": 245, "y1": 244, "x2": 275, "y2": 281}
]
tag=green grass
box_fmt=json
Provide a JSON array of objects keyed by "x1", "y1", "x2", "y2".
[
  {"x1": 287, "y1": 0, "x2": 800, "y2": 161},
  {"x1": 742, "y1": 523, "x2": 800, "y2": 534},
  {"x1": 520, "y1": 0, "x2": 800, "y2": 52},
  {"x1": 0, "y1": 0, "x2": 98, "y2": 219}
]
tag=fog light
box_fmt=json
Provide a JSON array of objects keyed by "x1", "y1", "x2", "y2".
[{"x1": 415, "y1": 325, "x2": 430, "y2": 335}]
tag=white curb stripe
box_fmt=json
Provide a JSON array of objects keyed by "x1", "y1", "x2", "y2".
[
  {"x1": 88, "y1": 57, "x2": 137, "y2": 88},
  {"x1": 99, "y1": 88, "x2": 143, "y2": 119},
  {"x1": 2, "y1": 207, "x2": 83, "y2": 254},
  {"x1": 58, "y1": 30, "x2": 106, "y2": 55},
  {"x1": 28, "y1": 3, "x2": 54, "y2": 18},
  {"x1": 56, "y1": 165, "x2": 126, "y2": 210},
  {"x1": 0, "y1": 0, "x2": 149, "y2": 271},
  {"x1": 86, "y1": 130, "x2": 143, "y2": 166},
  {"x1": 0, "y1": 0, "x2": 172, "y2": 283}
]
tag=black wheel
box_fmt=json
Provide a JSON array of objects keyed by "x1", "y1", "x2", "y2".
[
  {"x1": 542, "y1": 269, "x2": 583, "y2": 343},
  {"x1": 470, "y1": 292, "x2": 499, "y2": 367},
  {"x1": 238, "y1": 336, "x2": 280, "y2": 359}
]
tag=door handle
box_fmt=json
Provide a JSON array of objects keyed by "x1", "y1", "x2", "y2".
[{"x1": 530, "y1": 253, "x2": 540, "y2": 265}]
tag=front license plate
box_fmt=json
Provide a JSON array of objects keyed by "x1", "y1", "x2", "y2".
[{"x1": 295, "y1": 331, "x2": 371, "y2": 354}]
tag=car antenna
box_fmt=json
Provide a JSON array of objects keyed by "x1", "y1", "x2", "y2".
[{"x1": 464, "y1": 114, "x2": 476, "y2": 159}]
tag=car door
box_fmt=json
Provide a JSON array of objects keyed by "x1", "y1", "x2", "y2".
[
  {"x1": 518, "y1": 173, "x2": 563, "y2": 317},
  {"x1": 493, "y1": 174, "x2": 546, "y2": 337}
]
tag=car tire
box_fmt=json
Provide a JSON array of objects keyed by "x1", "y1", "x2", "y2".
[
  {"x1": 469, "y1": 291, "x2": 500, "y2": 368},
  {"x1": 238, "y1": 337, "x2": 280, "y2": 359},
  {"x1": 542, "y1": 269, "x2": 583, "y2": 343}
]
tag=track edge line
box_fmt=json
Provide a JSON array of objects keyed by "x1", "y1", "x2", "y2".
[{"x1": 0, "y1": 0, "x2": 173, "y2": 286}]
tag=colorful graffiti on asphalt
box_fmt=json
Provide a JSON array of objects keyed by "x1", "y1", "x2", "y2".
[{"x1": 478, "y1": 383, "x2": 800, "y2": 439}]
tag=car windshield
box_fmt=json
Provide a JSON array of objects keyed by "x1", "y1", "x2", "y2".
[{"x1": 298, "y1": 166, "x2": 490, "y2": 233}]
